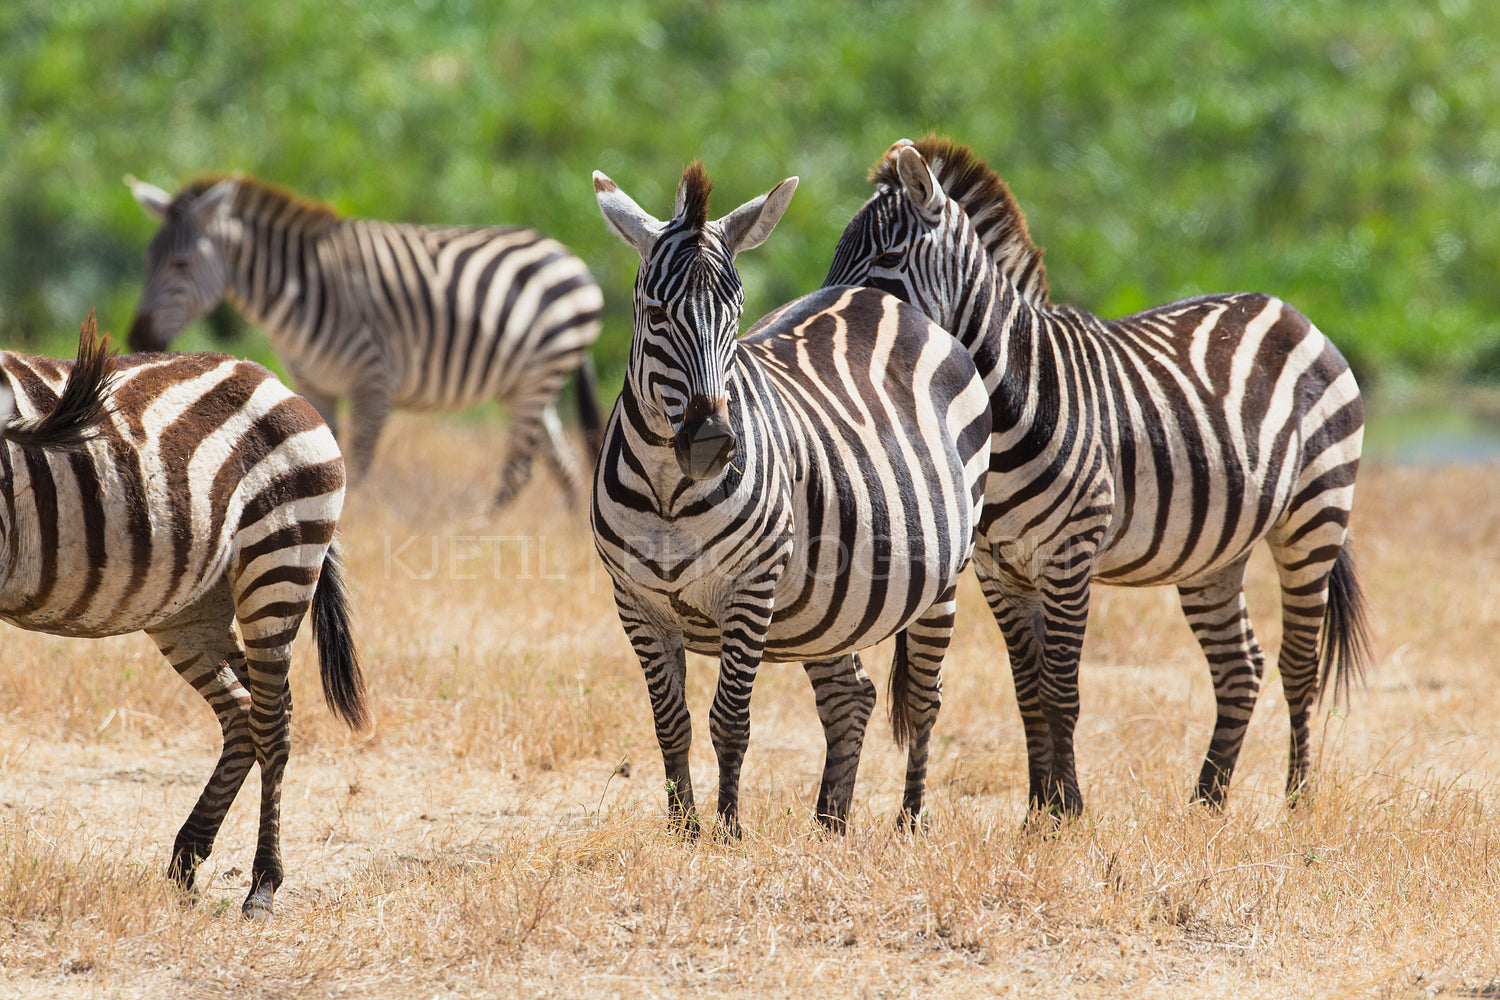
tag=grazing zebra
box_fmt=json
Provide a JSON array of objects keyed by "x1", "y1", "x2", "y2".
[
  {"x1": 124, "y1": 174, "x2": 605, "y2": 506},
  {"x1": 825, "y1": 136, "x2": 1370, "y2": 818},
  {"x1": 0, "y1": 319, "x2": 369, "y2": 921},
  {"x1": 591, "y1": 162, "x2": 991, "y2": 835}
]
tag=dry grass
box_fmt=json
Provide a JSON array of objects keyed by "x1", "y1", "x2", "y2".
[{"x1": 2, "y1": 413, "x2": 1499, "y2": 998}]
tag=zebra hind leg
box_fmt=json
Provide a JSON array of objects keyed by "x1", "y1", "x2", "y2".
[
  {"x1": 145, "y1": 592, "x2": 257, "y2": 910},
  {"x1": 536, "y1": 402, "x2": 588, "y2": 506},
  {"x1": 1269, "y1": 531, "x2": 1370, "y2": 807},
  {"x1": 888, "y1": 585, "x2": 957, "y2": 831},
  {"x1": 493, "y1": 399, "x2": 548, "y2": 509},
  {"x1": 801, "y1": 653, "x2": 877, "y2": 833},
  {"x1": 230, "y1": 605, "x2": 308, "y2": 920},
  {"x1": 495, "y1": 379, "x2": 578, "y2": 509},
  {"x1": 1176, "y1": 556, "x2": 1266, "y2": 809}
]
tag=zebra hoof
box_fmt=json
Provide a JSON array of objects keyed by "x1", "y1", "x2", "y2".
[
  {"x1": 668, "y1": 812, "x2": 702, "y2": 841},
  {"x1": 241, "y1": 889, "x2": 275, "y2": 923},
  {"x1": 895, "y1": 807, "x2": 928, "y2": 835},
  {"x1": 1192, "y1": 785, "x2": 1231, "y2": 812},
  {"x1": 816, "y1": 811, "x2": 850, "y2": 836}
]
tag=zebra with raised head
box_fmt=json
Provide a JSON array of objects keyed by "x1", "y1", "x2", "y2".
[
  {"x1": 1, "y1": 318, "x2": 369, "y2": 921},
  {"x1": 124, "y1": 174, "x2": 605, "y2": 507},
  {"x1": 592, "y1": 162, "x2": 991, "y2": 835},
  {"x1": 825, "y1": 136, "x2": 1370, "y2": 819}
]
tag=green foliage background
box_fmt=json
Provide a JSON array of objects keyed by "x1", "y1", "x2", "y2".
[{"x1": 2, "y1": 0, "x2": 1498, "y2": 393}]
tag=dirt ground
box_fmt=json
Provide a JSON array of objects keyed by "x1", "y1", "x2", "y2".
[{"x1": 2, "y1": 415, "x2": 1499, "y2": 998}]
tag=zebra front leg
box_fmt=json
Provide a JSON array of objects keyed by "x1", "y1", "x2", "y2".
[
  {"x1": 708, "y1": 587, "x2": 776, "y2": 839},
  {"x1": 889, "y1": 585, "x2": 957, "y2": 831},
  {"x1": 614, "y1": 590, "x2": 699, "y2": 834},
  {"x1": 802, "y1": 653, "x2": 876, "y2": 833},
  {"x1": 1031, "y1": 569, "x2": 1093, "y2": 820},
  {"x1": 975, "y1": 559, "x2": 1056, "y2": 822},
  {"x1": 1177, "y1": 557, "x2": 1266, "y2": 809}
]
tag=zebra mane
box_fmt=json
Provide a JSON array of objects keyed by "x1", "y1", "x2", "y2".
[
  {"x1": 180, "y1": 174, "x2": 343, "y2": 231},
  {"x1": 1, "y1": 314, "x2": 117, "y2": 449},
  {"x1": 873, "y1": 135, "x2": 1050, "y2": 307},
  {"x1": 677, "y1": 161, "x2": 713, "y2": 231}
]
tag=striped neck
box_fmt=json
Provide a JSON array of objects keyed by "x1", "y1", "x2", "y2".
[
  {"x1": 622, "y1": 333, "x2": 681, "y2": 445},
  {"x1": 939, "y1": 225, "x2": 1051, "y2": 426},
  {"x1": 214, "y1": 181, "x2": 341, "y2": 338}
]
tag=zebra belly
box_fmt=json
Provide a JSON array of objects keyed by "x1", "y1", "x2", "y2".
[
  {"x1": 668, "y1": 568, "x2": 952, "y2": 664},
  {"x1": 1089, "y1": 450, "x2": 1298, "y2": 587},
  {"x1": 610, "y1": 508, "x2": 964, "y2": 663}
]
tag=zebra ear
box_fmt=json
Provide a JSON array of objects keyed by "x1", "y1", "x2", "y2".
[
  {"x1": 594, "y1": 171, "x2": 664, "y2": 258},
  {"x1": 895, "y1": 145, "x2": 944, "y2": 213},
  {"x1": 192, "y1": 177, "x2": 239, "y2": 220},
  {"x1": 125, "y1": 175, "x2": 173, "y2": 219},
  {"x1": 717, "y1": 176, "x2": 798, "y2": 257}
]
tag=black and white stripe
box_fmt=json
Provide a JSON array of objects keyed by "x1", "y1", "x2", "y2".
[
  {"x1": 591, "y1": 163, "x2": 990, "y2": 835},
  {"x1": 0, "y1": 320, "x2": 369, "y2": 920},
  {"x1": 125, "y1": 174, "x2": 605, "y2": 506},
  {"x1": 825, "y1": 136, "x2": 1370, "y2": 818}
]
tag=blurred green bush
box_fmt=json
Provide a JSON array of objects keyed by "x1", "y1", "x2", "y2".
[{"x1": 2, "y1": 0, "x2": 1497, "y2": 391}]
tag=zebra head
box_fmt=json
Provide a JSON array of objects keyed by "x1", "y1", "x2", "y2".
[
  {"x1": 126, "y1": 176, "x2": 240, "y2": 352},
  {"x1": 823, "y1": 139, "x2": 971, "y2": 333},
  {"x1": 594, "y1": 162, "x2": 797, "y2": 481},
  {"x1": 826, "y1": 137, "x2": 1049, "y2": 327}
]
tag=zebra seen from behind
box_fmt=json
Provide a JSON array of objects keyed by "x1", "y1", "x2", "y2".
[
  {"x1": 0, "y1": 319, "x2": 369, "y2": 921},
  {"x1": 125, "y1": 174, "x2": 605, "y2": 507},
  {"x1": 592, "y1": 162, "x2": 991, "y2": 835},
  {"x1": 825, "y1": 136, "x2": 1370, "y2": 819}
]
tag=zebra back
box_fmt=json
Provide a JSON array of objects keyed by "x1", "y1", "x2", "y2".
[{"x1": 1, "y1": 336, "x2": 346, "y2": 638}]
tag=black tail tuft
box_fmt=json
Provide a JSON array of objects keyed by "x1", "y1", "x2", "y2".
[
  {"x1": 2, "y1": 313, "x2": 116, "y2": 449},
  {"x1": 312, "y1": 539, "x2": 371, "y2": 731},
  {"x1": 574, "y1": 354, "x2": 605, "y2": 464},
  {"x1": 1318, "y1": 544, "x2": 1373, "y2": 708},
  {"x1": 889, "y1": 630, "x2": 914, "y2": 749}
]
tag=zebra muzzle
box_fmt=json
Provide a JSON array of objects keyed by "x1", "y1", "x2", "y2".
[
  {"x1": 127, "y1": 313, "x2": 165, "y2": 353},
  {"x1": 673, "y1": 397, "x2": 736, "y2": 481}
]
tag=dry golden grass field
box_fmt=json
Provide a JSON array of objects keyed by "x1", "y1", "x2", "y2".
[{"x1": 2, "y1": 413, "x2": 1498, "y2": 999}]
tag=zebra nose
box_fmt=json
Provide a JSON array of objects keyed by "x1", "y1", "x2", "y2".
[
  {"x1": 673, "y1": 396, "x2": 736, "y2": 481},
  {"x1": 127, "y1": 313, "x2": 162, "y2": 353}
]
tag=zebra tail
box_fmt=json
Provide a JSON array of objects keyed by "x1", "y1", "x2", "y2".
[
  {"x1": 1317, "y1": 544, "x2": 1373, "y2": 708},
  {"x1": 574, "y1": 353, "x2": 605, "y2": 463},
  {"x1": 889, "y1": 630, "x2": 914, "y2": 749},
  {"x1": 312, "y1": 539, "x2": 372, "y2": 732},
  {"x1": 2, "y1": 314, "x2": 116, "y2": 449}
]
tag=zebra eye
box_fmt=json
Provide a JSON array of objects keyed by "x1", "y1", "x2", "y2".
[
  {"x1": 874, "y1": 250, "x2": 904, "y2": 268},
  {"x1": 645, "y1": 304, "x2": 670, "y2": 327}
]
